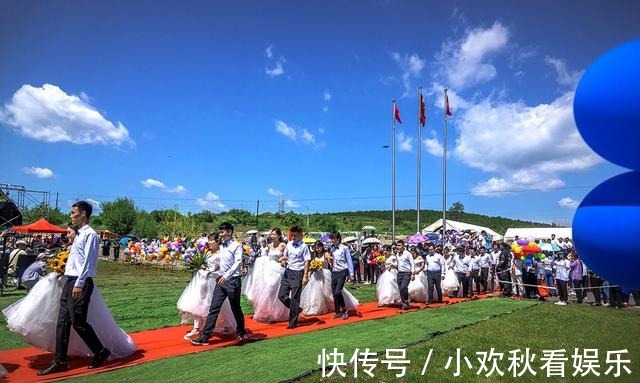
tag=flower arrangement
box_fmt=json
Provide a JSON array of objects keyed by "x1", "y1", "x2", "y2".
[
  {"x1": 309, "y1": 258, "x2": 324, "y2": 273},
  {"x1": 48, "y1": 250, "x2": 69, "y2": 274},
  {"x1": 184, "y1": 248, "x2": 208, "y2": 273},
  {"x1": 375, "y1": 255, "x2": 386, "y2": 265}
]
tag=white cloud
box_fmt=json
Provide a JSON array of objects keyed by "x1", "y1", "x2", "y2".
[
  {"x1": 436, "y1": 22, "x2": 509, "y2": 89},
  {"x1": 267, "y1": 188, "x2": 283, "y2": 197},
  {"x1": 85, "y1": 198, "x2": 102, "y2": 210},
  {"x1": 472, "y1": 174, "x2": 565, "y2": 197},
  {"x1": 391, "y1": 52, "x2": 426, "y2": 98},
  {"x1": 23, "y1": 166, "x2": 54, "y2": 178},
  {"x1": 265, "y1": 61, "x2": 284, "y2": 77},
  {"x1": 423, "y1": 136, "x2": 444, "y2": 157},
  {"x1": 265, "y1": 46, "x2": 286, "y2": 77},
  {"x1": 318, "y1": 128, "x2": 325, "y2": 134},
  {"x1": 275, "y1": 120, "x2": 296, "y2": 141},
  {"x1": 141, "y1": 178, "x2": 166, "y2": 188},
  {"x1": 322, "y1": 106, "x2": 329, "y2": 113},
  {"x1": 274, "y1": 120, "x2": 323, "y2": 147},
  {"x1": 140, "y1": 178, "x2": 187, "y2": 194},
  {"x1": 558, "y1": 197, "x2": 580, "y2": 209},
  {"x1": 301, "y1": 129, "x2": 316, "y2": 145},
  {"x1": 166, "y1": 185, "x2": 187, "y2": 194},
  {"x1": 284, "y1": 199, "x2": 300, "y2": 208},
  {"x1": 1, "y1": 84, "x2": 134, "y2": 147},
  {"x1": 396, "y1": 131, "x2": 413, "y2": 152},
  {"x1": 323, "y1": 91, "x2": 331, "y2": 101},
  {"x1": 196, "y1": 192, "x2": 228, "y2": 212},
  {"x1": 449, "y1": 91, "x2": 601, "y2": 196},
  {"x1": 545, "y1": 56, "x2": 583, "y2": 88}
]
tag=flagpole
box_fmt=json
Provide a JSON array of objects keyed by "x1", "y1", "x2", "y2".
[
  {"x1": 442, "y1": 89, "x2": 448, "y2": 246},
  {"x1": 392, "y1": 100, "x2": 397, "y2": 242},
  {"x1": 416, "y1": 86, "x2": 422, "y2": 233}
]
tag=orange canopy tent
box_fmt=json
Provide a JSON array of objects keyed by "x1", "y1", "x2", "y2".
[{"x1": 11, "y1": 217, "x2": 67, "y2": 234}]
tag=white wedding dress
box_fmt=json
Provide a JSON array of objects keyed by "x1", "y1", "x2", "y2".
[
  {"x1": 176, "y1": 265, "x2": 236, "y2": 334},
  {"x1": 408, "y1": 257, "x2": 428, "y2": 303},
  {"x1": 300, "y1": 258, "x2": 359, "y2": 315},
  {"x1": 376, "y1": 256, "x2": 401, "y2": 306},
  {"x1": 245, "y1": 248, "x2": 289, "y2": 323},
  {"x1": 2, "y1": 272, "x2": 137, "y2": 359}
]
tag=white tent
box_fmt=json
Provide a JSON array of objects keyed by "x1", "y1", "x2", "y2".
[
  {"x1": 421, "y1": 219, "x2": 503, "y2": 241},
  {"x1": 503, "y1": 227, "x2": 572, "y2": 241}
]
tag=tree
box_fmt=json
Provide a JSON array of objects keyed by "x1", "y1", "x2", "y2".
[
  {"x1": 22, "y1": 204, "x2": 68, "y2": 226},
  {"x1": 100, "y1": 198, "x2": 137, "y2": 235},
  {"x1": 448, "y1": 201, "x2": 465, "y2": 220},
  {"x1": 280, "y1": 211, "x2": 303, "y2": 229}
]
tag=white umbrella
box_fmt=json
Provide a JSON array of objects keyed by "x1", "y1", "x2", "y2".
[
  {"x1": 245, "y1": 229, "x2": 258, "y2": 235},
  {"x1": 361, "y1": 225, "x2": 377, "y2": 232},
  {"x1": 342, "y1": 235, "x2": 357, "y2": 243},
  {"x1": 362, "y1": 237, "x2": 381, "y2": 245}
]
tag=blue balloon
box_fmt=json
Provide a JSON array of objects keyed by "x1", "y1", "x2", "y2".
[
  {"x1": 574, "y1": 39, "x2": 640, "y2": 170},
  {"x1": 572, "y1": 171, "x2": 640, "y2": 290}
]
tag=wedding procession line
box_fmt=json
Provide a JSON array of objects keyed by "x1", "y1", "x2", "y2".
[
  {"x1": 1, "y1": 204, "x2": 494, "y2": 382},
  {"x1": 0, "y1": 293, "x2": 492, "y2": 383}
]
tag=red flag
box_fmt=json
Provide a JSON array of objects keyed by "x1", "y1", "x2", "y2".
[
  {"x1": 394, "y1": 103, "x2": 403, "y2": 124},
  {"x1": 444, "y1": 89, "x2": 453, "y2": 117},
  {"x1": 419, "y1": 92, "x2": 426, "y2": 127}
]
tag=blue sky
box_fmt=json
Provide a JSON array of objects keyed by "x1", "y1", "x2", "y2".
[{"x1": 1, "y1": 0, "x2": 638, "y2": 225}]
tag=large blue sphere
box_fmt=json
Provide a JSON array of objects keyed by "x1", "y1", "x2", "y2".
[
  {"x1": 574, "y1": 40, "x2": 640, "y2": 170},
  {"x1": 572, "y1": 171, "x2": 640, "y2": 290}
]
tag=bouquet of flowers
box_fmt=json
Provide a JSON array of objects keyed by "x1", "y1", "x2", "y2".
[
  {"x1": 309, "y1": 258, "x2": 324, "y2": 273},
  {"x1": 184, "y1": 248, "x2": 208, "y2": 273},
  {"x1": 243, "y1": 244, "x2": 255, "y2": 267},
  {"x1": 48, "y1": 250, "x2": 69, "y2": 274},
  {"x1": 375, "y1": 255, "x2": 386, "y2": 265}
]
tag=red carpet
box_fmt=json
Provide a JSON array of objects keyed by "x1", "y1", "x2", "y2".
[{"x1": 0, "y1": 295, "x2": 489, "y2": 382}]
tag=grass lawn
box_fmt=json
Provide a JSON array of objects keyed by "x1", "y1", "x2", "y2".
[{"x1": 2, "y1": 262, "x2": 639, "y2": 382}]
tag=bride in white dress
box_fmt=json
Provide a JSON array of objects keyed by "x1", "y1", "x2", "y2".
[
  {"x1": 2, "y1": 227, "x2": 136, "y2": 359},
  {"x1": 178, "y1": 236, "x2": 236, "y2": 339},
  {"x1": 300, "y1": 241, "x2": 359, "y2": 315},
  {"x1": 3, "y1": 272, "x2": 137, "y2": 359},
  {"x1": 376, "y1": 251, "x2": 401, "y2": 306},
  {"x1": 243, "y1": 228, "x2": 289, "y2": 323},
  {"x1": 408, "y1": 246, "x2": 428, "y2": 303}
]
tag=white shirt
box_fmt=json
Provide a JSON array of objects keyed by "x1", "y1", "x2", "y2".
[
  {"x1": 479, "y1": 253, "x2": 492, "y2": 268},
  {"x1": 284, "y1": 240, "x2": 311, "y2": 271},
  {"x1": 331, "y1": 243, "x2": 354, "y2": 277},
  {"x1": 396, "y1": 250, "x2": 414, "y2": 273},
  {"x1": 219, "y1": 239, "x2": 243, "y2": 280},
  {"x1": 451, "y1": 254, "x2": 471, "y2": 273},
  {"x1": 491, "y1": 250, "x2": 501, "y2": 266},
  {"x1": 65, "y1": 224, "x2": 100, "y2": 288},
  {"x1": 425, "y1": 252, "x2": 445, "y2": 277},
  {"x1": 555, "y1": 259, "x2": 570, "y2": 281}
]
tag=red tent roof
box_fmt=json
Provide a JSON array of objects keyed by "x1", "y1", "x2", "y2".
[{"x1": 12, "y1": 217, "x2": 67, "y2": 234}]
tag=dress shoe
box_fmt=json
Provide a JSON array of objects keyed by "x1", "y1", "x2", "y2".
[
  {"x1": 286, "y1": 323, "x2": 298, "y2": 329},
  {"x1": 332, "y1": 313, "x2": 341, "y2": 319},
  {"x1": 236, "y1": 332, "x2": 248, "y2": 341},
  {"x1": 37, "y1": 362, "x2": 69, "y2": 376},
  {"x1": 88, "y1": 348, "x2": 111, "y2": 369},
  {"x1": 401, "y1": 304, "x2": 410, "y2": 310},
  {"x1": 190, "y1": 335, "x2": 210, "y2": 346},
  {"x1": 341, "y1": 311, "x2": 349, "y2": 320}
]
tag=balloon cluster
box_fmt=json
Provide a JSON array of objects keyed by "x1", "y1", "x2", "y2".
[{"x1": 511, "y1": 240, "x2": 545, "y2": 261}]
